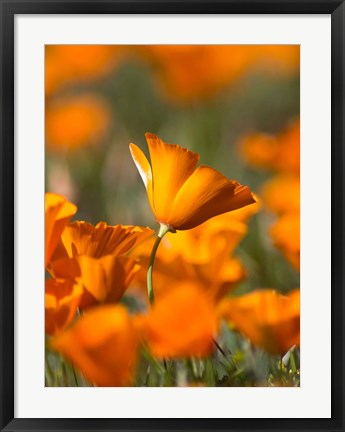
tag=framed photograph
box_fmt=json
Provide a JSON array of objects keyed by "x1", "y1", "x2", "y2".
[{"x1": 1, "y1": 1, "x2": 344, "y2": 431}]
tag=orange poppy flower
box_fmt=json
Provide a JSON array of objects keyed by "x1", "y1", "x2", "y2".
[
  {"x1": 261, "y1": 175, "x2": 300, "y2": 215},
  {"x1": 270, "y1": 213, "x2": 300, "y2": 270},
  {"x1": 45, "y1": 193, "x2": 77, "y2": 267},
  {"x1": 138, "y1": 45, "x2": 299, "y2": 102},
  {"x1": 239, "y1": 119, "x2": 300, "y2": 273},
  {"x1": 219, "y1": 289, "x2": 300, "y2": 355},
  {"x1": 130, "y1": 133, "x2": 256, "y2": 231},
  {"x1": 45, "y1": 94, "x2": 111, "y2": 151},
  {"x1": 45, "y1": 45, "x2": 125, "y2": 96},
  {"x1": 163, "y1": 210, "x2": 250, "y2": 264},
  {"x1": 139, "y1": 45, "x2": 258, "y2": 102},
  {"x1": 132, "y1": 242, "x2": 245, "y2": 304},
  {"x1": 50, "y1": 221, "x2": 154, "y2": 262},
  {"x1": 51, "y1": 304, "x2": 139, "y2": 386},
  {"x1": 45, "y1": 278, "x2": 83, "y2": 335},
  {"x1": 240, "y1": 119, "x2": 300, "y2": 175},
  {"x1": 50, "y1": 254, "x2": 140, "y2": 309},
  {"x1": 48, "y1": 222, "x2": 153, "y2": 308},
  {"x1": 130, "y1": 211, "x2": 252, "y2": 303},
  {"x1": 142, "y1": 283, "x2": 218, "y2": 358}
]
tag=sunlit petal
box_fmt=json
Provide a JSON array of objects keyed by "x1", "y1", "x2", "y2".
[
  {"x1": 219, "y1": 289, "x2": 300, "y2": 354},
  {"x1": 143, "y1": 283, "x2": 218, "y2": 358},
  {"x1": 146, "y1": 133, "x2": 200, "y2": 222},
  {"x1": 51, "y1": 305, "x2": 139, "y2": 386},
  {"x1": 129, "y1": 143, "x2": 154, "y2": 212},
  {"x1": 168, "y1": 165, "x2": 256, "y2": 230},
  {"x1": 51, "y1": 221, "x2": 153, "y2": 262},
  {"x1": 49, "y1": 254, "x2": 140, "y2": 309},
  {"x1": 45, "y1": 278, "x2": 83, "y2": 335},
  {"x1": 45, "y1": 193, "x2": 77, "y2": 266}
]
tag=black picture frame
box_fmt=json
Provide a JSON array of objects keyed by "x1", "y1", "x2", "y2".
[{"x1": 1, "y1": 1, "x2": 344, "y2": 431}]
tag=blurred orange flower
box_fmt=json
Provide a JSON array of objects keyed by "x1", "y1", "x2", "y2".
[
  {"x1": 219, "y1": 289, "x2": 300, "y2": 355},
  {"x1": 261, "y1": 175, "x2": 300, "y2": 215},
  {"x1": 164, "y1": 204, "x2": 258, "y2": 264},
  {"x1": 131, "y1": 207, "x2": 258, "y2": 303},
  {"x1": 240, "y1": 119, "x2": 300, "y2": 174},
  {"x1": 45, "y1": 45, "x2": 299, "y2": 102},
  {"x1": 130, "y1": 133, "x2": 256, "y2": 231},
  {"x1": 45, "y1": 278, "x2": 83, "y2": 335},
  {"x1": 239, "y1": 119, "x2": 300, "y2": 269},
  {"x1": 45, "y1": 45, "x2": 125, "y2": 96},
  {"x1": 270, "y1": 213, "x2": 300, "y2": 270},
  {"x1": 132, "y1": 238, "x2": 244, "y2": 305},
  {"x1": 45, "y1": 192, "x2": 77, "y2": 267},
  {"x1": 142, "y1": 283, "x2": 218, "y2": 358},
  {"x1": 139, "y1": 45, "x2": 299, "y2": 102},
  {"x1": 46, "y1": 94, "x2": 111, "y2": 151},
  {"x1": 51, "y1": 304, "x2": 139, "y2": 386},
  {"x1": 139, "y1": 45, "x2": 257, "y2": 102}
]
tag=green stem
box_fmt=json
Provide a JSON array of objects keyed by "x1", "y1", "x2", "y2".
[
  {"x1": 213, "y1": 338, "x2": 227, "y2": 359},
  {"x1": 147, "y1": 224, "x2": 172, "y2": 304},
  {"x1": 72, "y1": 363, "x2": 79, "y2": 387}
]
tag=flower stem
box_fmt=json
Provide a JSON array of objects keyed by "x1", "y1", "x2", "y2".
[
  {"x1": 213, "y1": 338, "x2": 227, "y2": 358},
  {"x1": 72, "y1": 363, "x2": 79, "y2": 387},
  {"x1": 147, "y1": 223, "x2": 172, "y2": 305}
]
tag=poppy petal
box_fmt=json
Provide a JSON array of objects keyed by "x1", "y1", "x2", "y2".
[
  {"x1": 51, "y1": 304, "x2": 139, "y2": 386},
  {"x1": 49, "y1": 254, "x2": 140, "y2": 309},
  {"x1": 270, "y1": 213, "x2": 300, "y2": 270},
  {"x1": 262, "y1": 175, "x2": 300, "y2": 215},
  {"x1": 51, "y1": 221, "x2": 153, "y2": 262},
  {"x1": 143, "y1": 283, "x2": 218, "y2": 358},
  {"x1": 145, "y1": 133, "x2": 200, "y2": 222},
  {"x1": 45, "y1": 193, "x2": 77, "y2": 266},
  {"x1": 129, "y1": 143, "x2": 154, "y2": 212},
  {"x1": 218, "y1": 289, "x2": 300, "y2": 354},
  {"x1": 45, "y1": 278, "x2": 83, "y2": 335},
  {"x1": 168, "y1": 165, "x2": 256, "y2": 230}
]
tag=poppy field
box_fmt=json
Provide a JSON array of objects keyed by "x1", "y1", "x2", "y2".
[{"x1": 45, "y1": 45, "x2": 300, "y2": 387}]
